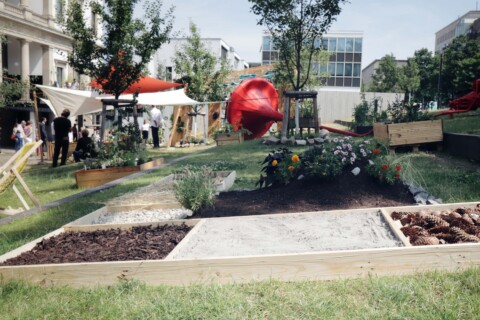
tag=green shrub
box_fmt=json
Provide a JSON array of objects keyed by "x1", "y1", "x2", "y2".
[
  {"x1": 257, "y1": 148, "x2": 302, "y2": 187},
  {"x1": 174, "y1": 166, "x2": 216, "y2": 214}
]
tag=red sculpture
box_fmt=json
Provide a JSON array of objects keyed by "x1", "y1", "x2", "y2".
[
  {"x1": 436, "y1": 79, "x2": 480, "y2": 117},
  {"x1": 227, "y1": 78, "x2": 283, "y2": 139}
]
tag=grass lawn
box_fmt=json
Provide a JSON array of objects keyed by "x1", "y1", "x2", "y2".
[
  {"x1": 0, "y1": 138, "x2": 479, "y2": 319},
  {"x1": 441, "y1": 110, "x2": 480, "y2": 135}
]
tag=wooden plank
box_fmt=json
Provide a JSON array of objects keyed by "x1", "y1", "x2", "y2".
[
  {"x1": 373, "y1": 122, "x2": 389, "y2": 142},
  {"x1": 380, "y1": 208, "x2": 411, "y2": 247},
  {"x1": 387, "y1": 120, "x2": 443, "y2": 146},
  {"x1": 165, "y1": 219, "x2": 207, "y2": 260},
  {"x1": 63, "y1": 219, "x2": 200, "y2": 232},
  {"x1": 0, "y1": 243, "x2": 478, "y2": 287}
]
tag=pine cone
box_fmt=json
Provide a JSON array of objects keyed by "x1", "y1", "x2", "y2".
[
  {"x1": 434, "y1": 233, "x2": 456, "y2": 243},
  {"x1": 412, "y1": 236, "x2": 440, "y2": 246},
  {"x1": 391, "y1": 211, "x2": 406, "y2": 221},
  {"x1": 462, "y1": 214, "x2": 475, "y2": 225},
  {"x1": 449, "y1": 212, "x2": 462, "y2": 219},
  {"x1": 424, "y1": 215, "x2": 449, "y2": 227},
  {"x1": 451, "y1": 227, "x2": 480, "y2": 243},
  {"x1": 401, "y1": 226, "x2": 428, "y2": 238},
  {"x1": 428, "y1": 226, "x2": 451, "y2": 234}
]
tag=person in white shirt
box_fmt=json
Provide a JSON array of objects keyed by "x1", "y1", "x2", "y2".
[
  {"x1": 150, "y1": 106, "x2": 162, "y2": 148},
  {"x1": 142, "y1": 119, "x2": 150, "y2": 142}
]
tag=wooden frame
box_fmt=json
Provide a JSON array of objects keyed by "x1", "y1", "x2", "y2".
[
  {"x1": 215, "y1": 132, "x2": 244, "y2": 146},
  {"x1": 1, "y1": 202, "x2": 479, "y2": 287},
  {"x1": 373, "y1": 120, "x2": 443, "y2": 147}
]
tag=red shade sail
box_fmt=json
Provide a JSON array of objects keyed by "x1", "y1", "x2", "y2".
[
  {"x1": 227, "y1": 78, "x2": 283, "y2": 139},
  {"x1": 90, "y1": 76, "x2": 182, "y2": 94}
]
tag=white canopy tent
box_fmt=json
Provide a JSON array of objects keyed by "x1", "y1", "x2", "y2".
[{"x1": 36, "y1": 85, "x2": 200, "y2": 117}]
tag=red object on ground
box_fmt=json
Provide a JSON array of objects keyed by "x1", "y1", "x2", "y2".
[
  {"x1": 435, "y1": 79, "x2": 480, "y2": 117},
  {"x1": 90, "y1": 76, "x2": 182, "y2": 94},
  {"x1": 227, "y1": 78, "x2": 283, "y2": 139},
  {"x1": 319, "y1": 125, "x2": 373, "y2": 137}
]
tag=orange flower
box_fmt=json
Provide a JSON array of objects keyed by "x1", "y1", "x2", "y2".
[
  {"x1": 288, "y1": 165, "x2": 294, "y2": 171},
  {"x1": 395, "y1": 165, "x2": 401, "y2": 171},
  {"x1": 381, "y1": 164, "x2": 389, "y2": 171},
  {"x1": 291, "y1": 154, "x2": 300, "y2": 163},
  {"x1": 272, "y1": 160, "x2": 278, "y2": 167},
  {"x1": 372, "y1": 148, "x2": 380, "y2": 155}
]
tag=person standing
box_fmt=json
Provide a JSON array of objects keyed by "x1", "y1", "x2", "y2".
[
  {"x1": 24, "y1": 120, "x2": 33, "y2": 143},
  {"x1": 72, "y1": 123, "x2": 78, "y2": 142},
  {"x1": 15, "y1": 122, "x2": 25, "y2": 151},
  {"x1": 52, "y1": 109, "x2": 72, "y2": 167},
  {"x1": 142, "y1": 119, "x2": 150, "y2": 142},
  {"x1": 39, "y1": 117, "x2": 48, "y2": 154},
  {"x1": 150, "y1": 106, "x2": 162, "y2": 148}
]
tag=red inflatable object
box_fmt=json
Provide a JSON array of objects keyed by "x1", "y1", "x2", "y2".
[
  {"x1": 227, "y1": 78, "x2": 283, "y2": 139},
  {"x1": 90, "y1": 76, "x2": 182, "y2": 94},
  {"x1": 435, "y1": 79, "x2": 480, "y2": 117}
]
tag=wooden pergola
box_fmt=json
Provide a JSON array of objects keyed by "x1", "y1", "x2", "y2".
[{"x1": 281, "y1": 90, "x2": 319, "y2": 138}]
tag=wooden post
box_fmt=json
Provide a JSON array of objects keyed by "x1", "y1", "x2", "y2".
[
  {"x1": 313, "y1": 95, "x2": 319, "y2": 135},
  {"x1": 32, "y1": 91, "x2": 44, "y2": 162},
  {"x1": 281, "y1": 96, "x2": 290, "y2": 139},
  {"x1": 100, "y1": 101, "x2": 107, "y2": 145}
]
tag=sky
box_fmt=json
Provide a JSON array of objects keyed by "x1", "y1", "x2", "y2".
[{"x1": 142, "y1": 0, "x2": 479, "y2": 69}]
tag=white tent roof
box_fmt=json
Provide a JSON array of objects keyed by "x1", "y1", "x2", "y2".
[{"x1": 36, "y1": 85, "x2": 200, "y2": 116}]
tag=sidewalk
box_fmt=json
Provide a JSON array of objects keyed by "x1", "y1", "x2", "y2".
[{"x1": 0, "y1": 148, "x2": 51, "y2": 167}]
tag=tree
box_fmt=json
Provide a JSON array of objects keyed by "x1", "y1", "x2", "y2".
[
  {"x1": 369, "y1": 54, "x2": 399, "y2": 92},
  {"x1": 249, "y1": 0, "x2": 346, "y2": 91},
  {"x1": 173, "y1": 23, "x2": 230, "y2": 103},
  {"x1": 65, "y1": 0, "x2": 174, "y2": 100},
  {"x1": 172, "y1": 22, "x2": 230, "y2": 138},
  {"x1": 411, "y1": 48, "x2": 439, "y2": 106},
  {"x1": 441, "y1": 35, "x2": 480, "y2": 101},
  {"x1": 397, "y1": 58, "x2": 420, "y2": 102}
]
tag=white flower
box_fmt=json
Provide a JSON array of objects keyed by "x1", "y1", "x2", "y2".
[
  {"x1": 350, "y1": 157, "x2": 355, "y2": 164},
  {"x1": 368, "y1": 160, "x2": 374, "y2": 165},
  {"x1": 342, "y1": 157, "x2": 346, "y2": 162},
  {"x1": 333, "y1": 138, "x2": 339, "y2": 143},
  {"x1": 364, "y1": 140, "x2": 370, "y2": 144}
]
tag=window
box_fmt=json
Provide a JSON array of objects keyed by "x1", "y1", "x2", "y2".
[
  {"x1": 328, "y1": 63, "x2": 336, "y2": 76},
  {"x1": 354, "y1": 38, "x2": 362, "y2": 52},
  {"x1": 2, "y1": 42, "x2": 7, "y2": 69},
  {"x1": 166, "y1": 66, "x2": 172, "y2": 82},
  {"x1": 353, "y1": 53, "x2": 362, "y2": 62},
  {"x1": 314, "y1": 37, "x2": 321, "y2": 49},
  {"x1": 353, "y1": 63, "x2": 361, "y2": 77},
  {"x1": 322, "y1": 38, "x2": 328, "y2": 50},
  {"x1": 91, "y1": 10, "x2": 98, "y2": 35},
  {"x1": 312, "y1": 63, "x2": 319, "y2": 76},
  {"x1": 336, "y1": 63, "x2": 344, "y2": 76},
  {"x1": 328, "y1": 38, "x2": 337, "y2": 51},
  {"x1": 221, "y1": 46, "x2": 228, "y2": 60},
  {"x1": 345, "y1": 53, "x2": 353, "y2": 62},
  {"x1": 337, "y1": 38, "x2": 346, "y2": 52},
  {"x1": 319, "y1": 63, "x2": 328, "y2": 74},
  {"x1": 336, "y1": 52, "x2": 345, "y2": 62},
  {"x1": 56, "y1": 67, "x2": 63, "y2": 87},
  {"x1": 344, "y1": 78, "x2": 352, "y2": 87},
  {"x1": 55, "y1": 0, "x2": 63, "y2": 21},
  {"x1": 346, "y1": 38, "x2": 354, "y2": 52},
  {"x1": 262, "y1": 36, "x2": 271, "y2": 50},
  {"x1": 234, "y1": 57, "x2": 239, "y2": 69},
  {"x1": 345, "y1": 63, "x2": 352, "y2": 76}
]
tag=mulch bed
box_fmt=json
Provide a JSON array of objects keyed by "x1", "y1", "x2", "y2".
[
  {"x1": 196, "y1": 169, "x2": 415, "y2": 218},
  {"x1": 1, "y1": 224, "x2": 191, "y2": 266}
]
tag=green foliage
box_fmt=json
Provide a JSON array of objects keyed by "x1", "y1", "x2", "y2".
[
  {"x1": 173, "y1": 22, "x2": 230, "y2": 104},
  {"x1": 257, "y1": 148, "x2": 301, "y2": 187},
  {"x1": 350, "y1": 96, "x2": 387, "y2": 129},
  {"x1": 386, "y1": 98, "x2": 431, "y2": 123},
  {"x1": 65, "y1": 0, "x2": 174, "y2": 98},
  {"x1": 174, "y1": 166, "x2": 216, "y2": 214},
  {"x1": 440, "y1": 35, "x2": 480, "y2": 105},
  {"x1": 0, "y1": 78, "x2": 29, "y2": 106},
  {"x1": 250, "y1": 0, "x2": 346, "y2": 91},
  {"x1": 397, "y1": 58, "x2": 420, "y2": 101},
  {"x1": 411, "y1": 48, "x2": 439, "y2": 104},
  {"x1": 367, "y1": 154, "x2": 403, "y2": 185},
  {"x1": 369, "y1": 54, "x2": 399, "y2": 92}
]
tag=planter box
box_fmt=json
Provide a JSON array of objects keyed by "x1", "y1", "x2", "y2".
[
  {"x1": 75, "y1": 158, "x2": 164, "y2": 188},
  {"x1": 215, "y1": 132, "x2": 244, "y2": 146},
  {"x1": 47, "y1": 142, "x2": 77, "y2": 161},
  {"x1": 373, "y1": 120, "x2": 443, "y2": 147},
  {"x1": 0, "y1": 202, "x2": 479, "y2": 287}
]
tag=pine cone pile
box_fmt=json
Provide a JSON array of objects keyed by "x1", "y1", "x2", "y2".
[{"x1": 391, "y1": 205, "x2": 480, "y2": 246}]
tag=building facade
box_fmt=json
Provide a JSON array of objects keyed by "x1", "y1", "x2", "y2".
[
  {"x1": 435, "y1": 10, "x2": 480, "y2": 52},
  {"x1": 0, "y1": 0, "x2": 100, "y2": 147},
  {"x1": 260, "y1": 31, "x2": 364, "y2": 91},
  {"x1": 149, "y1": 38, "x2": 249, "y2": 81}
]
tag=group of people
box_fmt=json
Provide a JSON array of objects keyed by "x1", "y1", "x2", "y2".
[{"x1": 11, "y1": 120, "x2": 34, "y2": 152}]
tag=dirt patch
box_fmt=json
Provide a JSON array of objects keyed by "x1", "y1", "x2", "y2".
[
  {"x1": 196, "y1": 169, "x2": 414, "y2": 218},
  {"x1": 1, "y1": 224, "x2": 191, "y2": 266}
]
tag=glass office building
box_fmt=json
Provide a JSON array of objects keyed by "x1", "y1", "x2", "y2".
[{"x1": 261, "y1": 31, "x2": 363, "y2": 90}]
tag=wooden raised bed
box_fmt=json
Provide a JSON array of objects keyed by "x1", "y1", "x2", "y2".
[
  {"x1": 215, "y1": 132, "x2": 244, "y2": 146},
  {"x1": 0, "y1": 202, "x2": 479, "y2": 287},
  {"x1": 373, "y1": 120, "x2": 443, "y2": 148},
  {"x1": 46, "y1": 141, "x2": 77, "y2": 161},
  {"x1": 74, "y1": 158, "x2": 164, "y2": 188}
]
